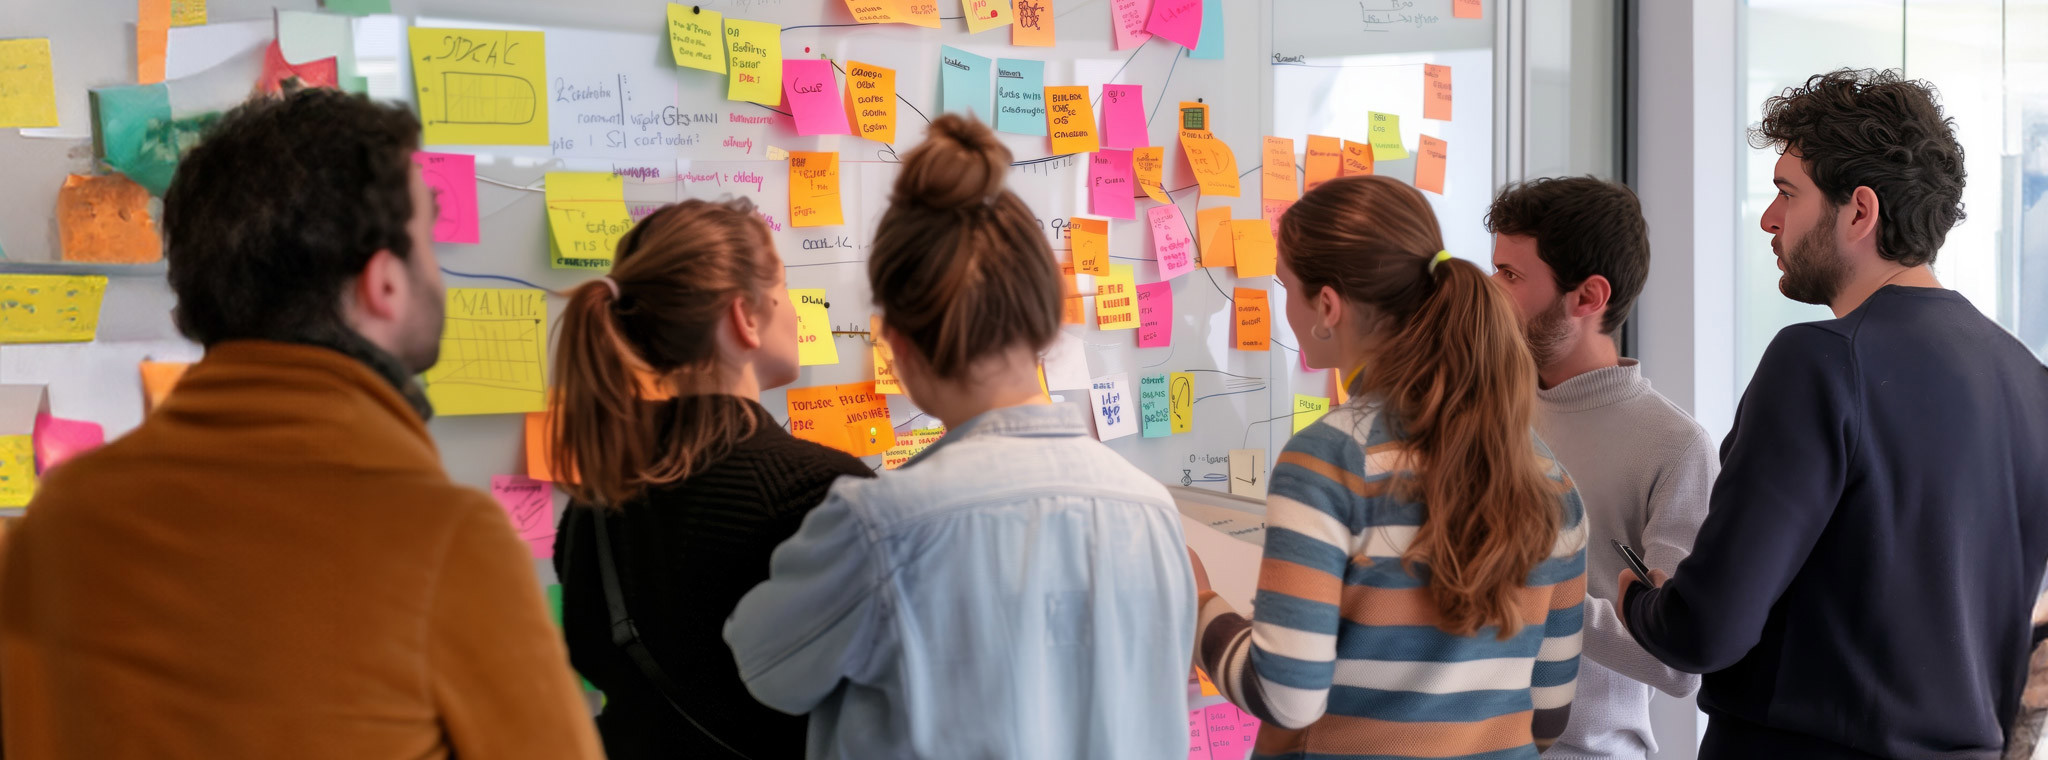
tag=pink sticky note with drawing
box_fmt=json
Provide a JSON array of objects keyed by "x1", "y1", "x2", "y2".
[
  {"x1": 783, "y1": 59, "x2": 851, "y2": 136},
  {"x1": 1111, "y1": 0, "x2": 1154, "y2": 49},
  {"x1": 1089, "y1": 149, "x2": 1137, "y2": 220},
  {"x1": 413, "y1": 152, "x2": 479, "y2": 244},
  {"x1": 1148, "y1": 204, "x2": 1196, "y2": 280},
  {"x1": 1204, "y1": 704, "x2": 1244, "y2": 760},
  {"x1": 1101, "y1": 84, "x2": 1146, "y2": 149},
  {"x1": 1145, "y1": 0, "x2": 1203, "y2": 49},
  {"x1": 490, "y1": 474, "x2": 557, "y2": 559},
  {"x1": 32, "y1": 413, "x2": 103, "y2": 475},
  {"x1": 1137, "y1": 281, "x2": 1173, "y2": 348},
  {"x1": 1187, "y1": 708, "x2": 1211, "y2": 760}
]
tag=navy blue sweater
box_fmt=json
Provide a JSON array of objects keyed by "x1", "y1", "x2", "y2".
[{"x1": 1624, "y1": 286, "x2": 2048, "y2": 759}]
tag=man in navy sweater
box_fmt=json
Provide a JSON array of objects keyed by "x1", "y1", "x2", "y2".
[{"x1": 1619, "y1": 68, "x2": 2048, "y2": 759}]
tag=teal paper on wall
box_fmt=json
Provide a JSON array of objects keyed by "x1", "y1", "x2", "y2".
[
  {"x1": 938, "y1": 46, "x2": 993, "y2": 122},
  {"x1": 1140, "y1": 374, "x2": 1170, "y2": 438},
  {"x1": 994, "y1": 58, "x2": 1046, "y2": 135}
]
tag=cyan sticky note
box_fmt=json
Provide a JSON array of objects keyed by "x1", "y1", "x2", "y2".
[
  {"x1": 1140, "y1": 374, "x2": 1170, "y2": 438},
  {"x1": 1190, "y1": 0, "x2": 1226, "y2": 59},
  {"x1": 939, "y1": 46, "x2": 993, "y2": 122},
  {"x1": 994, "y1": 58, "x2": 1046, "y2": 136}
]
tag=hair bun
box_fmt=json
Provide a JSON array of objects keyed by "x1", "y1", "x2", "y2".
[{"x1": 894, "y1": 114, "x2": 1011, "y2": 210}]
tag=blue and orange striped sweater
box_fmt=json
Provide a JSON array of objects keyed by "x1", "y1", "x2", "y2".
[{"x1": 1196, "y1": 402, "x2": 1588, "y2": 760}]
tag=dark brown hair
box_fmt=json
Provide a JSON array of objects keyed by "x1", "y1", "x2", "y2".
[
  {"x1": 1485, "y1": 176, "x2": 1649, "y2": 334},
  {"x1": 1750, "y1": 68, "x2": 1965, "y2": 267},
  {"x1": 1281, "y1": 175, "x2": 1562, "y2": 639},
  {"x1": 551, "y1": 198, "x2": 780, "y2": 506},
  {"x1": 868, "y1": 114, "x2": 1061, "y2": 379}
]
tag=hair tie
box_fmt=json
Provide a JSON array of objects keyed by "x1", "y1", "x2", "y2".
[
  {"x1": 597, "y1": 276, "x2": 620, "y2": 299},
  {"x1": 1427, "y1": 250, "x2": 1453, "y2": 274}
]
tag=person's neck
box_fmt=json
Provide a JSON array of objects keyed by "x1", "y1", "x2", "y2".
[
  {"x1": 1538, "y1": 331, "x2": 1621, "y2": 390},
  {"x1": 1829, "y1": 263, "x2": 1941, "y2": 318},
  {"x1": 924, "y1": 359, "x2": 1050, "y2": 429},
  {"x1": 673, "y1": 362, "x2": 762, "y2": 401}
]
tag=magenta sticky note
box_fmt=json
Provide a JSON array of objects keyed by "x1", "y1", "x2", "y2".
[
  {"x1": 1111, "y1": 0, "x2": 1154, "y2": 49},
  {"x1": 32, "y1": 413, "x2": 103, "y2": 475},
  {"x1": 1145, "y1": 0, "x2": 1203, "y2": 49},
  {"x1": 783, "y1": 59, "x2": 851, "y2": 136},
  {"x1": 490, "y1": 474, "x2": 557, "y2": 559},
  {"x1": 1137, "y1": 281, "x2": 1173, "y2": 348},
  {"x1": 1234, "y1": 707, "x2": 1260, "y2": 753},
  {"x1": 1148, "y1": 204, "x2": 1196, "y2": 280},
  {"x1": 1101, "y1": 84, "x2": 1146, "y2": 149},
  {"x1": 413, "y1": 152, "x2": 479, "y2": 244},
  {"x1": 1204, "y1": 704, "x2": 1243, "y2": 760},
  {"x1": 1186, "y1": 708, "x2": 1210, "y2": 760},
  {"x1": 1089, "y1": 149, "x2": 1137, "y2": 220}
]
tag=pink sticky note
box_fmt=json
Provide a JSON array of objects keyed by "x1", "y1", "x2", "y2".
[
  {"x1": 1089, "y1": 149, "x2": 1137, "y2": 220},
  {"x1": 1145, "y1": 0, "x2": 1203, "y2": 49},
  {"x1": 1261, "y1": 198, "x2": 1293, "y2": 240},
  {"x1": 1137, "y1": 281, "x2": 1173, "y2": 348},
  {"x1": 1204, "y1": 704, "x2": 1243, "y2": 760},
  {"x1": 1187, "y1": 708, "x2": 1211, "y2": 760},
  {"x1": 413, "y1": 152, "x2": 479, "y2": 244},
  {"x1": 1111, "y1": 0, "x2": 1154, "y2": 49},
  {"x1": 490, "y1": 474, "x2": 557, "y2": 559},
  {"x1": 1101, "y1": 84, "x2": 1146, "y2": 149},
  {"x1": 1235, "y1": 707, "x2": 1260, "y2": 754},
  {"x1": 1148, "y1": 204, "x2": 1196, "y2": 280},
  {"x1": 784, "y1": 59, "x2": 851, "y2": 136},
  {"x1": 32, "y1": 413, "x2": 103, "y2": 475}
]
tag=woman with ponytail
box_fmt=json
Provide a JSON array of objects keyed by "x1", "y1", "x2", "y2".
[
  {"x1": 549, "y1": 198, "x2": 873, "y2": 760},
  {"x1": 1191, "y1": 175, "x2": 1588, "y2": 759},
  {"x1": 726, "y1": 115, "x2": 1196, "y2": 759}
]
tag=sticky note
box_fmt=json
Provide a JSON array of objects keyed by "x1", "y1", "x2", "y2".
[
  {"x1": 0, "y1": 275, "x2": 105, "y2": 343},
  {"x1": 1134, "y1": 146, "x2": 1169, "y2": 203},
  {"x1": 842, "y1": 420, "x2": 897, "y2": 459},
  {"x1": 545, "y1": 172, "x2": 631, "y2": 269},
  {"x1": 0, "y1": 40, "x2": 59, "y2": 128},
  {"x1": 845, "y1": 61, "x2": 897, "y2": 143},
  {"x1": 138, "y1": 360, "x2": 189, "y2": 411},
  {"x1": 1234, "y1": 706, "x2": 1261, "y2": 751},
  {"x1": 0, "y1": 436, "x2": 34, "y2": 507},
  {"x1": 413, "y1": 152, "x2": 479, "y2": 245},
  {"x1": 57, "y1": 174, "x2": 159, "y2": 264},
  {"x1": 1262, "y1": 198, "x2": 1293, "y2": 240},
  {"x1": 1072, "y1": 216, "x2": 1110, "y2": 276},
  {"x1": 1342, "y1": 139, "x2": 1374, "y2": 176},
  {"x1": 871, "y1": 316, "x2": 902, "y2": 393},
  {"x1": 884, "y1": 426, "x2": 947, "y2": 469},
  {"x1": 1233, "y1": 287, "x2": 1269, "y2": 350},
  {"x1": 1060, "y1": 262, "x2": 1087, "y2": 324},
  {"x1": 491, "y1": 475, "x2": 556, "y2": 559},
  {"x1": 1110, "y1": 0, "x2": 1153, "y2": 49},
  {"x1": 170, "y1": 0, "x2": 205, "y2": 26},
  {"x1": 1293, "y1": 394, "x2": 1331, "y2": 433},
  {"x1": 785, "y1": 381, "x2": 891, "y2": 457},
  {"x1": 1145, "y1": 0, "x2": 1202, "y2": 49},
  {"x1": 1262, "y1": 136, "x2": 1299, "y2": 201},
  {"x1": 1139, "y1": 374, "x2": 1171, "y2": 438},
  {"x1": 1205, "y1": 704, "x2": 1245, "y2": 759},
  {"x1": 668, "y1": 4, "x2": 726, "y2": 73},
  {"x1": 939, "y1": 46, "x2": 992, "y2": 121},
  {"x1": 1231, "y1": 219, "x2": 1277, "y2": 279},
  {"x1": 423, "y1": 289, "x2": 548, "y2": 416},
  {"x1": 1046, "y1": 86, "x2": 1099, "y2": 154},
  {"x1": 789, "y1": 151, "x2": 845, "y2": 227},
  {"x1": 723, "y1": 18, "x2": 782, "y2": 106},
  {"x1": 524, "y1": 409, "x2": 564, "y2": 481},
  {"x1": 1186, "y1": 708, "x2": 1210, "y2": 760},
  {"x1": 1094, "y1": 264, "x2": 1138, "y2": 331},
  {"x1": 785, "y1": 59, "x2": 851, "y2": 136},
  {"x1": 323, "y1": 0, "x2": 391, "y2": 13},
  {"x1": 259, "y1": 40, "x2": 339, "y2": 95},
  {"x1": 994, "y1": 58, "x2": 1047, "y2": 135},
  {"x1": 1196, "y1": 206, "x2": 1233, "y2": 268},
  {"x1": 1101, "y1": 84, "x2": 1146, "y2": 149},
  {"x1": 1189, "y1": 0, "x2": 1226, "y2": 59},
  {"x1": 30, "y1": 414, "x2": 101, "y2": 476},
  {"x1": 1368, "y1": 111, "x2": 1408, "y2": 160},
  {"x1": 1229, "y1": 448, "x2": 1265, "y2": 497},
  {"x1": 1012, "y1": 0, "x2": 1055, "y2": 46},
  {"x1": 1177, "y1": 102, "x2": 1239, "y2": 197},
  {"x1": 1136, "y1": 281, "x2": 1173, "y2": 348},
  {"x1": 1455, "y1": 0, "x2": 1483, "y2": 19},
  {"x1": 1424, "y1": 64, "x2": 1453, "y2": 120},
  {"x1": 89, "y1": 84, "x2": 180, "y2": 197},
  {"x1": 961, "y1": 0, "x2": 1014, "y2": 33},
  {"x1": 1089, "y1": 150, "x2": 1136, "y2": 219},
  {"x1": 791, "y1": 288, "x2": 839, "y2": 366},
  {"x1": 138, "y1": 0, "x2": 170, "y2": 84},
  {"x1": 408, "y1": 28, "x2": 548, "y2": 145},
  {"x1": 1148, "y1": 204, "x2": 1196, "y2": 280},
  {"x1": 1089, "y1": 373, "x2": 1136, "y2": 441},
  {"x1": 844, "y1": 0, "x2": 939, "y2": 26},
  {"x1": 1042, "y1": 331, "x2": 1092, "y2": 390},
  {"x1": 1416, "y1": 135, "x2": 1448, "y2": 194},
  {"x1": 1304, "y1": 134, "x2": 1342, "y2": 191},
  {"x1": 1169, "y1": 372, "x2": 1193, "y2": 433}
]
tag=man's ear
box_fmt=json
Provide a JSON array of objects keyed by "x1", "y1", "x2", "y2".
[
  {"x1": 1844, "y1": 185, "x2": 1882, "y2": 249},
  {"x1": 354, "y1": 249, "x2": 409, "y2": 322},
  {"x1": 1570, "y1": 275, "x2": 1612, "y2": 323}
]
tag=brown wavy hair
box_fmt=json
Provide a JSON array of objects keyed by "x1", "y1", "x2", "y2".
[{"x1": 1280, "y1": 175, "x2": 1561, "y2": 639}]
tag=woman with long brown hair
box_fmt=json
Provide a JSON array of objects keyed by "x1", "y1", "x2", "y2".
[
  {"x1": 1191, "y1": 175, "x2": 1588, "y2": 759},
  {"x1": 548, "y1": 198, "x2": 873, "y2": 760}
]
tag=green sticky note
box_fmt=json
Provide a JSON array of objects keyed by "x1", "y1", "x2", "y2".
[
  {"x1": 546, "y1": 583, "x2": 563, "y2": 627},
  {"x1": 323, "y1": 0, "x2": 391, "y2": 15},
  {"x1": 90, "y1": 84, "x2": 218, "y2": 197},
  {"x1": 1368, "y1": 111, "x2": 1408, "y2": 161},
  {"x1": 1140, "y1": 374, "x2": 1170, "y2": 438}
]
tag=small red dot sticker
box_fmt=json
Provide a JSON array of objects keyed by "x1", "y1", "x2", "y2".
[
  {"x1": 804, "y1": 46, "x2": 811, "y2": 53},
  {"x1": 989, "y1": 10, "x2": 998, "y2": 17}
]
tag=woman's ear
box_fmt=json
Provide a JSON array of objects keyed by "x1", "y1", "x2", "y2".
[
  {"x1": 1317, "y1": 285, "x2": 1347, "y2": 332},
  {"x1": 729, "y1": 294, "x2": 764, "y2": 351}
]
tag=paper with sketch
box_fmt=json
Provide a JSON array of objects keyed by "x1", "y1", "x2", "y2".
[
  {"x1": 490, "y1": 474, "x2": 556, "y2": 559},
  {"x1": 423, "y1": 289, "x2": 548, "y2": 416},
  {"x1": 409, "y1": 28, "x2": 549, "y2": 145}
]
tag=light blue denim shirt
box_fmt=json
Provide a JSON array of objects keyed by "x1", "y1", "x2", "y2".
[{"x1": 725, "y1": 401, "x2": 1196, "y2": 759}]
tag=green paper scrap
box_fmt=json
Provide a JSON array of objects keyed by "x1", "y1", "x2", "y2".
[
  {"x1": 323, "y1": 0, "x2": 391, "y2": 15},
  {"x1": 546, "y1": 583, "x2": 563, "y2": 627},
  {"x1": 90, "y1": 84, "x2": 217, "y2": 197}
]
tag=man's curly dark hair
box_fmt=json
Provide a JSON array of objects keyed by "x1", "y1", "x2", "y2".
[{"x1": 1749, "y1": 68, "x2": 1966, "y2": 268}]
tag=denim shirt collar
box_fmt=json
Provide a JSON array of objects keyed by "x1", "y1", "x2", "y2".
[{"x1": 902, "y1": 402, "x2": 1091, "y2": 469}]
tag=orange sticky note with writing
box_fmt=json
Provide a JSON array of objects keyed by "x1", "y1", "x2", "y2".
[
  {"x1": 1059, "y1": 260, "x2": 1087, "y2": 324},
  {"x1": 1454, "y1": 0, "x2": 1482, "y2": 19},
  {"x1": 845, "y1": 61, "x2": 898, "y2": 144},
  {"x1": 1046, "y1": 86, "x2": 1100, "y2": 154},
  {"x1": 1234, "y1": 288, "x2": 1270, "y2": 351},
  {"x1": 786, "y1": 381, "x2": 892, "y2": 456},
  {"x1": 58, "y1": 174, "x2": 160, "y2": 264},
  {"x1": 1012, "y1": 0, "x2": 1055, "y2": 46},
  {"x1": 1133, "y1": 146, "x2": 1170, "y2": 203},
  {"x1": 137, "y1": 0, "x2": 171, "y2": 84},
  {"x1": 1196, "y1": 206, "x2": 1234, "y2": 268},
  {"x1": 1231, "y1": 219, "x2": 1277, "y2": 279},
  {"x1": 1071, "y1": 216, "x2": 1110, "y2": 276},
  {"x1": 139, "y1": 360, "x2": 189, "y2": 412},
  {"x1": 1416, "y1": 135, "x2": 1448, "y2": 195},
  {"x1": 1262, "y1": 136, "x2": 1299, "y2": 201},
  {"x1": 789, "y1": 152, "x2": 845, "y2": 227},
  {"x1": 1342, "y1": 140, "x2": 1374, "y2": 176},
  {"x1": 1424, "y1": 64, "x2": 1453, "y2": 121},
  {"x1": 1304, "y1": 135, "x2": 1342, "y2": 192}
]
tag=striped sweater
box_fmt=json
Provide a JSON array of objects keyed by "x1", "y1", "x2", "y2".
[{"x1": 1196, "y1": 402, "x2": 1588, "y2": 760}]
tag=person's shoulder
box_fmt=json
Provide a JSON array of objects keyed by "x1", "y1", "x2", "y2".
[
  {"x1": 753, "y1": 426, "x2": 876, "y2": 482},
  {"x1": 1282, "y1": 400, "x2": 1384, "y2": 466}
]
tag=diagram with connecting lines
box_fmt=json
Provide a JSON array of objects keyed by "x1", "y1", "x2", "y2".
[{"x1": 423, "y1": 288, "x2": 548, "y2": 416}]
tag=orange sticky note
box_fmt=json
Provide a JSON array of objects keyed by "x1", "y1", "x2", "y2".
[
  {"x1": 1197, "y1": 668, "x2": 1221, "y2": 696},
  {"x1": 1304, "y1": 135, "x2": 1342, "y2": 192},
  {"x1": 525, "y1": 409, "x2": 559, "y2": 482},
  {"x1": 1046, "y1": 86, "x2": 1099, "y2": 154},
  {"x1": 1262, "y1": 136, "x2": 1298, "y2": 201},
  {"x1": 1012, "y1": 0, "x2": 1055, "y2": 46},
  {"x1": 1233, "y1": 288, "x2": 1270, "y2": 351},
  {"x1": 845, "y1": 62, "x2": 898, "y2": 144},
  {"x1": 137, "y1": 0, "x2": 171, "y2": 84},
  {"x1": 1059, "y1": 260, "x2": 1087, "y2": 324},
  {"x1": 789, "y1": 152, "x2": 844, "y2": 227},
  {"x1": 1072, "y1": 216, "x2": 1110, "y2": 275},
  {"x1": 786, "y1": 381, "x2": 892, "y2": 456},
  {"x1": 1330, "y1": 368, "x2": 1350, "y2": 405},
  {"x1": 1424, "y1": 64, "x2": 1453, "y2": 121},
  {"x1": 1454, "y1": 0, "x2": 1482, "y2": 19},
  {"x1": 1342, "y1": 140, "x2": 1374, "y2": 176},
  {"x1": 1196, "y1": 206, "x2": 1234, "y2": 268},
  {"x1": 1231, "y1": 219, "x2": 1277, "y2": 279},
  {"x1": 1177, "y1": 102, "x2": 1239, "y2": 197},
  {"x1": 872, "y1": 316, "x2": 903, "y2": 394},
  {"x1": 138, "y1": 360, "x2": 189, "y2": 412},
  {"x1": 843, "y1": 420, "x2": 897, "y2": 458},
  {"x1": 1133, "y1": 146, "x2": 1169, "y2": 203},
  {"x1": 58, "y1": 174, "x2": 160, "y2": 264},
  {"x1": 1416, "y1": 135, "x2": 1448, "y2": 195}
]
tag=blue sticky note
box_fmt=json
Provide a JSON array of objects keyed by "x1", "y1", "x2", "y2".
[
  {"x1": 1140, "y1": 374, "x2": 1170, "y2": 438},
  {"x1": 994, "y1": 58, "x2": 1047, "y2": 136},
  {"x1": 939, "y1": 46, "x2": 993, "y2": 122},
  {"x1": 1189, "y1": 0, "x2": 1225, "y2": 59}
]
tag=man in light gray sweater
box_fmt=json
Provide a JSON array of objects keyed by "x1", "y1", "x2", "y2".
[{"x1": 1487, "y1": 177, "x2": 1718, "y2": 759}]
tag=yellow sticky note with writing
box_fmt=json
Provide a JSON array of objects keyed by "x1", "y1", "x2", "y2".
[
  {"x1": 870, "y1": 315, "x2": 901, "y2": 393},
  {"x1": 0, "y1": 275, "x2": 105, "y2": 344},
  {"x1": 1368, "y1": 111, "x2": 1408, "y2": 160},
  {"x1": 667, "y1": 4, "x2": 726, "y2": 74},
  {"x1": 170, "y1": 0, "x2": 206, "y2": 26},
  {"x1": 961, "y1": 0, "x2": 1014, "y2": 34},
  {"x1": 792, "y1": 288, "x2": 839, "y2": 366},
  {"x1": 0, "y1": 435, "x2": 34, "y2": 507},
  {"x1": 1177, "y1": 102, "x2": 1239, "y2": 197},
  {"x1": 1133, "y1": 146, "x2": 1169, "y2": 203},
  {"x1": 1094, "y1": 264, "x2": 1138, "y2": 331},
  {"x1": 789, "y1": 151, "x2": 845, "y2": 227},
  {"x1": 423, "y1": 289, "x2": 549, "y2": 416},
  {"x1": 1072, "y1": 217, "x2": 1110, "y2": 276},
  {"x1": 0, "y1": 40, "x2": 58, "y2": 129},
  {"x1": 1293, "y1": 394, "x2": 1331, "y2": 433},
  {"x1": 545, "y1": 172, "x2": 631, "y2": 270},
  {"x1": 846, "y1": 61, "x2": 897, "y2": 144},
  {"x1": 409, "y1": 28, "x2": 550, "y2": 146},
  {"x1": 1197, "y1": 206, "x2": 1233, "y2": 268},
  {"x1": 723, "y1": 18, "x2": 782, "y2": 106},
  {"x1": 1169, "y1": 371, "x2": 1193, "y2": 434}
]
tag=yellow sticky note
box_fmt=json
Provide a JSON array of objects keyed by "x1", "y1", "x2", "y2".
[
  {"x1": 1169, "y1": 371, "x2": 1193, "y2": 434},
  {"x1": 0, "y1": 275, "x2": 105, "y2": 344},
  {"x1": 884, "y1": 425, "x2": 947, "y2": 469},
  {"x1": 1369, "y1": 111, "x2": 1408, "y2": 160},
  {"x1": 545, "y1": 172, "x2": 631, "y2": 270},
  {"x1": 423, "y1": 289, "x2": 549, "y2": 416},
  {"x1": 1012, "y1": 0, "x2": 1055, "y2": 45},
  {"x1": 792, "y1": 288, "x2": 839, "y2": 366},
  {"x1": 1196, "y1": 206, "x2": 1233, "y2": 268},
  {"x1": 961, "y1": 0, "x2": 1014, "y2": 34},
  {"x1": 1233, "y1": 287, "x2": 1269, "y2": 351},
  {"x1": 1094, "y1": 264, "x2": 1138, "y2": 331},
  {"x1": 170, "y1": 0, "x2": 206, "y2": 26},
  {"x1": 723, "y1": 18, "x2": 782, "y2": 106},
  {"x1": 1262, "y1": 136, "x2": 1299, "y2": 201},
  {"x1": 409, "y1": 29, "x2": 549, "y2": 146},
  {"x1": 1177, "y1": 102, "x2": 1239, "y2": 197},
  {"x1": 1293, "y1": 394, "x2": 1331, "y2": 433},
  {"x1": 846, "y1": 61, "x2": 897, "y2": 144},
  {"x1": 138, "y1": 0, "x2": 169, "y2": 84},
  {"x1": 844, "y1": 0, "x2": 942, "y2": 27},
  {"x1": 1342, "y1": 139, "x2": 1374, "y2": 176},
  {"x1": 1072, "y1": 217, "x2": 1109, "y2": 276},
  {"x1": 667, "y1": 4, "x2": 726, "y2": 74},
  {"x1": 872, "y1": 346, "x2": 901, "y2": 394},
  {"x1": 1046, "y1": 86, "x2": 1099, "y2": 154},
  {"x1": 789, "y1": 151, "x2": 844, "y2": 228},
  {"x1": 1304, "y1": 134, "x2": 1342, "y2": 192},
  {"x1": 1231, "y1": 219, "x2": 1277, "y2": 279},
  {"x1": 0, "y1": 40, "x2": 56, "y2": 129},
  {"x1": 0, "y1": 435, "x2": 34, "y2": 507},
  {"x1": 1133, "y1": 146, "x2": 1169, "y2": 203}
]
